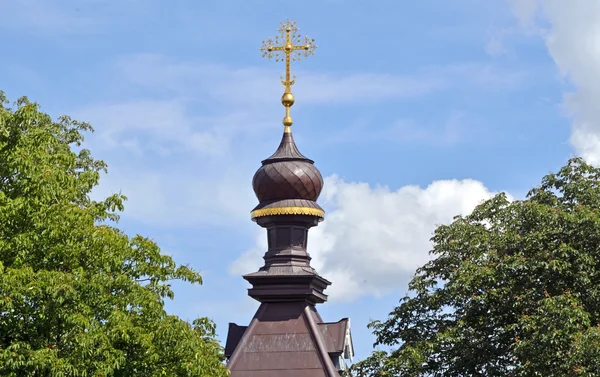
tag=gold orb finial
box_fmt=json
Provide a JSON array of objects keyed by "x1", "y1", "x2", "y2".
[
  {"x1": 283, "y1": 116, "x2": 293, "y2": 127},
  {"x1": 281, "y1": 92, "x2": 295, "y2": 107},
  {"x1": 259, "y1": 19, "x2": 317, "y2": 129}
]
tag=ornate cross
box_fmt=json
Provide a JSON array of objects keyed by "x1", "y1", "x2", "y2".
[{"x1": 260, "y1": 20, "x2": 317, "y2": 129}]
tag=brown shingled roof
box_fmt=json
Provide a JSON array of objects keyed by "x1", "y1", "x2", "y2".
[
  {"x1": 319, "y1": 319, "x2": 353, "y2": 358},
  {"x1": 227, "y1": 302, "x2": 342, "y2": 377}
]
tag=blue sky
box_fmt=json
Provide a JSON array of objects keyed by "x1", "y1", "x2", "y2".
[{"x1": 2, "y1": 0, "x2": 595, "y2": 362}]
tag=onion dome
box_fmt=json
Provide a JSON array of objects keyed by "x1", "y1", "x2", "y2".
[
  {"x1": 251, "y1": 128, "x2": 324, "y2": 220},
  {"x1": 251, "y1": 19, "x2": 322, "y2": 221}
]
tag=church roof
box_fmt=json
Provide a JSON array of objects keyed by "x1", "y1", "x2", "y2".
[
  {"x1": 226, "y1": 316, "x2": 353, "y2": 361},
  {"x1": 262, "y1": 130, "x2": 313, "y2": 163},
  {"x1": 319, "y1": 319, "x2": 354, "y2": 361},
  {"x1": 226, "y1": 302, "x2": 351, "y2": 376}
]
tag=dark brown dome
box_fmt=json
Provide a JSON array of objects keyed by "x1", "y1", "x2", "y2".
[
  {"x1": 253, "y1": 159, "x2": 323, "y2": 202},
  {"x1": 251, "y1": 129, "x2": 324, "y2": 218}
]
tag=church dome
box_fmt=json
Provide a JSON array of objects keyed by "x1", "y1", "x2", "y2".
[
  {"x1": 253, "y1": 160, "x2": 323, "y2": 202},
  {"x1": 251, "y1": 129, "x2": 324, "y2": 219}
]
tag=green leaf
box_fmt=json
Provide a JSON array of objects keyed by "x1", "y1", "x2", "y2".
[
  {"x1": 352, "y1": 157, "x2": 600, "y2": 377},
  {"x1": 0, "y1": 91, "x2": 228, "y2": 377}
]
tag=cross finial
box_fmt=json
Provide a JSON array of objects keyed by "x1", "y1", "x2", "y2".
[{"x1": 260, "y1": 20, "x2": 317, "y2": 130}]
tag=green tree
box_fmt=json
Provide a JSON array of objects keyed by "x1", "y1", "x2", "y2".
[
  {"x1": 0, "y1": 92, "x2": 229, "y2": 377},
  {"x1": 351, "y1": 158, "x2": 600, "y2": 377}
]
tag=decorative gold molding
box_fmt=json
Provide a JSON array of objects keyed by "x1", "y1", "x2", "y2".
[{"x1": 251, "y1": 206, "x2": 324, "y2": 219}]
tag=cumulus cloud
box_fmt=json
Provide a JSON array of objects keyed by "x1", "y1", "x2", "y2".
[
  {"x1": 231, "y1": 175, "x2": 501, "y2": 302},
  {"x1": 507, "y1": 0, "x2": 600, "y2": 164}
]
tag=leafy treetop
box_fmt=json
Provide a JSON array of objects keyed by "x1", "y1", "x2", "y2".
[
  {"x1": 0, "y1": 92, "x2": 229, "y2": 377},
  {"x1": 350, "y1": 157, "x2": 600, "y2": 377}
]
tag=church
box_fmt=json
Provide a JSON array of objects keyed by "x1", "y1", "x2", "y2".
[{"x1": 224, "y1": 20, "x2": 355, "y2": 376}]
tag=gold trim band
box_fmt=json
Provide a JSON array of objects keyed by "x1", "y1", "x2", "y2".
[{"x1": 251, "y1": 206, "x2": 325, "y2": 219}]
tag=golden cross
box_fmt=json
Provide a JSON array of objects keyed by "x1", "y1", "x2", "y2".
[{"x1": 260, "y1": 20, "x2": 317, "y2": 129}]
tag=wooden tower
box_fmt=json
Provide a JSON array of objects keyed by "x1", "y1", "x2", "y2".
[{"x1": 225, "y1": 20, "x2": 354, "y2": 376}]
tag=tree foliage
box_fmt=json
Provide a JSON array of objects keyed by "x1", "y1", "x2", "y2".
[
  {"x1": 0, "y1": 92, "x2": 229, "y2": 376},
  {"x1": 351, "y1": 157, "x2": 600, "y2": 377}
]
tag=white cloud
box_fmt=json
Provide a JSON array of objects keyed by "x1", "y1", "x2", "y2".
[
  {"x1": 507, "y1": 0, "x2": 542, "y2": 27},
  {"x1": 116, "y1": 54, "x2": 531, "y2": 111},
  {"x1": 75, "y1": 52, "x2": 521, "y2": 231},
  {"x1": 77, "y1": 99, "x2": 260, "y2": 228},
  {"x1": 231, "y1": 175, "x2": 501, "y2": 302},
  {"x1": 74, "y1": 99, "x2": 250, "y2": 156},
  {"x1": 116, "y1": 54, "x2": 449, "y2": 106},
  {"x1": 484, "y1": 25, "x2": 527, "y2": 58},
  {"x1": 92, "y1": 166, "x2": 255, "y2": 228},
  {"x1": 507, "y1": 0, "x2": 600, "y2": 164}
]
